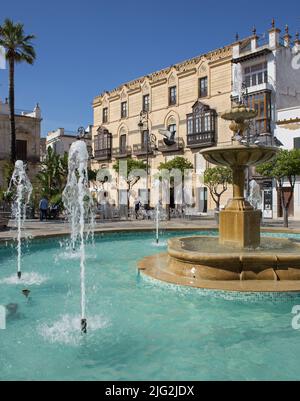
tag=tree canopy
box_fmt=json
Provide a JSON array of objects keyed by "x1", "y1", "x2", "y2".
[
  {"x1": 158, "y1": 157, "x2": 193, "y2": 173},
  {"x1": 256, "y1": 149, "x2": 300, "y2": 227},
  {"x1": 204, "y1": 166, "x2": 232, "y2": 209}
]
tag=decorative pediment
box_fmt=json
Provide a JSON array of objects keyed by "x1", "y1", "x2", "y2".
[
  {"x1": 198, "y1": 62, "x2": 208, "y2": 76},
  {"x1": 97, "y1": 126, "x2": 109, "y2": 136},
  {"x1": 168, "y1": 72, "x2": 176, "y2": 85},
  {"x1": 120, "y1": 89, "x2": 127, "y2": 101},
  {"x1": 191, "y1": 101, "x2": 210, "y2": 113},
  {"x1": 141, "y1": 81, "x2": 150, "y2": 94},
  {"x1": 102, "y1": 96, "x2": 109, "y2": 107}
]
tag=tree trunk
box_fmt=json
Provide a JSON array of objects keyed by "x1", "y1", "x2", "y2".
[
  {"x1": 283, "y1": 206, "x2": 289, "y2": 228},
  {"x1": 9, "y1": 57, "x2": 16, "y2": 164}
]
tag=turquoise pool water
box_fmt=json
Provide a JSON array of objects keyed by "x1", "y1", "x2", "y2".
[{"x1": 1, "y1": 230, "x2": 300, "y2": 381}]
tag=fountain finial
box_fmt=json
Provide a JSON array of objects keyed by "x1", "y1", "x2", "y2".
[{"x1": 252, "y1": 26, "x2": 257, "y2": 36}]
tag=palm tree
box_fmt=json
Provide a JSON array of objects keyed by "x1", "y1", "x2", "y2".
[{"x1": 0, "y1": 19, "x2": 36, "y2": 163}]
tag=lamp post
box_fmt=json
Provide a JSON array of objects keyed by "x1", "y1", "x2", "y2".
[{"x1": 138, "y1": 111, "x2": 157, "y2": 206}]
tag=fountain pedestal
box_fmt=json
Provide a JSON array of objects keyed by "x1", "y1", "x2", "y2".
[
  {"x1": 201, "y1": 141, "x2": 278, "y2": 249},
  {"x1": 219, "y1": 208, "x2": 261, "y2": 248},
  {"x1": 219, "y1": 164, "x2": 261, "y2": 248}
]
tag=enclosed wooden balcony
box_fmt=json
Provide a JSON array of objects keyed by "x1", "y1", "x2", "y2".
[
  {"x1": 94, "y1": 148, "x2": 112, "y2": 161},
  {"x1": 186, "y1": 132, "x2": 216, "y2": 149}
]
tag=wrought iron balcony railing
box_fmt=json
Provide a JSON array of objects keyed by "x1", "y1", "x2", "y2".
[
  {"x1": 157, "y1": 138, "x2": 184, "y2": 153},
  {"x1": 112, "y1": 146, "x2": 132, "y2": 159},
  {"x1": 132, "y1": 143, "x2": 155, "y2": 156}
]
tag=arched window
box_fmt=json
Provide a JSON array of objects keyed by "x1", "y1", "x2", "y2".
[{"x1": 167, "y1": 116, "x2": 177, "y2": 138}]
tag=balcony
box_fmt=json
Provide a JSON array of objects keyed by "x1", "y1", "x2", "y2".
[
  {"x1": 94, "y1": 148, "x2": 112, "y2": 161},
  {"x1": 112, "y1": 146, "x2": 132, "y2": 159},
  {"x1": 187, "y1": 132, "x2": 216, "y2": 149},
  {"x1": 133, "y1": 143, "x2": 155, "y2": 156},
  {"x1": 157, "y1": 138, "x2": 184, "y2": 153}
]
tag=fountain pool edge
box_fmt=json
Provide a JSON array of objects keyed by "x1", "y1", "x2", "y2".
[{"x1": 138, "y1": 252, "x2": 300, "y2": 294}]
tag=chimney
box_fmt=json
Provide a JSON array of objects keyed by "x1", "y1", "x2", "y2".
[
  {"x1": 268, "y1": 18, "x2": 281, "y2": 49},
  {"x1": 283, "y1": 25, "x2": 292, "y2": 47},
  {"x1": 251, "y1": 26, "x2": 258, "y2": 51},
  {"x1": 232, "y1": 33, "x2": 241, "y2": 59}
]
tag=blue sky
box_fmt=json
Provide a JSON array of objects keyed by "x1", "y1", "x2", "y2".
[{"x1": 1, "y1": 0, "x2": 299, "y2": 136}]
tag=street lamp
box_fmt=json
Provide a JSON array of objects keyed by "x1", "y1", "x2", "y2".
[{"x1": 138, "y1": 111, "x2": 157, "y2": 206}]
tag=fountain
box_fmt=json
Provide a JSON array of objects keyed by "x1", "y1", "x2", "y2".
[
  {"x1": 139, "y1": 104, "x2": 300, "y2": 292},
  {"x1": 248, "y1": 179, "x2": 262, "y2": 210},
  {"x1": 62, "y1": 139, "x2": 95, "y2": 333},
  {"x1": 155, "y1": 203, "x2": 160, "y2": 245},
  {"x1": 7, "y1": 160, "x2": 33, "y2": 279}
]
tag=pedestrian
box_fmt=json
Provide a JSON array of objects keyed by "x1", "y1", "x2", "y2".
[{"x1": 39, "y1": 196, "x2": 48, "y2": 221}]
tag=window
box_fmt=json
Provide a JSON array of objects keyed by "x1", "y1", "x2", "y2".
[
  {"x1": 245, "y1": 91, "x2": 271, "y2": 134},
  {"x1": 121, "y1": 102, "x2": 127, "y2": 118},
  {"x1": 294, "y1": 137, "x2": 300, "y2": 149},
  {"x1": 141, "y1": 130, "x2": 149, "y2": 148},
  {"x1": 102, "y1": 108, "x2": 108, "y2": 123},
  {"x1": 186, "y1": 102, "x2": 216, "y2": 148},
  {"x1": 199, "y1": 77, "x2": 208, "y2": 98},
  {"x1": 169, "y1": 86, "x2": 177, "y2": 105},
  {"x1": 16, "y1": 140, "x2": 27, "y2": 161},
  {"x1": 187, "y1": 115, "x2": 193, "y2": 135},
  {"x1": 95, "y1": 128, "x2": 111, "y2": 151},
  {"x1": 143, "y1": 95, "x2": 150, "y2": 112},
  {"x1": 168, "y1": 124, "x2": 177, "y2": 136},
  {"x1": 120, "y1": 134, "x2": 127, "y2": 151},
  {"x1": 244, "y1": 62, "x2": 268, "y2": 88}
]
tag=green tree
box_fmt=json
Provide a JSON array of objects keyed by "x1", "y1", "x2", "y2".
[
  {"x1": 37, "y1": 147, "x2": 67, "y2": 204},
  {"x1": 158, "y1": 156, "x2": 193, "y2": 174},
  {"x1": 113, "y1": 158, "x2": 146, "y2": 190},
  {"x1": 113, "y1": 158, "x2": 146, "y2": 212},
  {"x1": 204, "y1": 167, "x2": 232, "y2": 210},
  {"x1": 0, "y1": 19, "x2": 36, "y2": 163},
  {"x1": 256, "y1": 149, "x2": 300, "y2": 227},
  {"x1": 158, "y1": 157, "x2": 194, "y2": 217}
]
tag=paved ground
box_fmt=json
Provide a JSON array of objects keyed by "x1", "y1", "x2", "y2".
[{"x1": 1, "y1": 216, "x2": 300, "y2": 242}]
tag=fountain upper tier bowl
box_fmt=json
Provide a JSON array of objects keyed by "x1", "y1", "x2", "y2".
[{"x1": 200, "y1": 143, "x2": 278, "y2": 168}]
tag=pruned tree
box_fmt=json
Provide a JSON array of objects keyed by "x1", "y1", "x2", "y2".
[
  {"x1": 204, "y1": 166, "x2": 232, "y2": 210},
  {"x1": 256, "y1": 149, "x2": 300, "y2": 227}
]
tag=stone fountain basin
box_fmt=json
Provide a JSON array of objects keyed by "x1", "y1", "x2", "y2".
[
  {"x1": 200, "y1": 144, "x2": 278, "y2": 167},
  {"x1": 138, "y1": 236, "x2": 300, "y2": 292}
]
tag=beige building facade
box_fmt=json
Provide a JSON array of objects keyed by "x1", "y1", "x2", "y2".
[
  {"x1": 0, "y1": 99, "x2": 41, "y2": 189},
  {"x1": 92, "y1": 44, "x2": 234, "y2": 211}
]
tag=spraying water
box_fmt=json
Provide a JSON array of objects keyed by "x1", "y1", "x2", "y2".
[
  {"x1": 62, "y1": 140, "x2": 95, "y2": 334},
  {"x1": 155, "y1": 203, "x2": 159, "y2": 244},
  {"x1": 248, "y1": 180, "x2": 262, "y2": 210},
  {"x1": 8, "y1": 160, "x2": 33, "y2": 279}
]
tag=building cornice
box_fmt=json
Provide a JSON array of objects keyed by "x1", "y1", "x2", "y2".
[
  {"x1": 277, "y1": 117, "x2": 300, "y2": 125},
  {"x1": 93, "y1": 45, "x2": 233, "y2": 105}
]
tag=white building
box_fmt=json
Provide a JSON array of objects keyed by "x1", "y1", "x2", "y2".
[
  {"x1": 232, "y1": 21, "x2": 300, "y2": 219},
  {"x1": 46, "y1": 126, "x2": 92, "y2": 157}
]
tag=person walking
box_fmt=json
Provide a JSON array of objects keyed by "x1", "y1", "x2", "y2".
[{"x1": 39, "y1": 197, "x2": 48, "y2": 221}]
